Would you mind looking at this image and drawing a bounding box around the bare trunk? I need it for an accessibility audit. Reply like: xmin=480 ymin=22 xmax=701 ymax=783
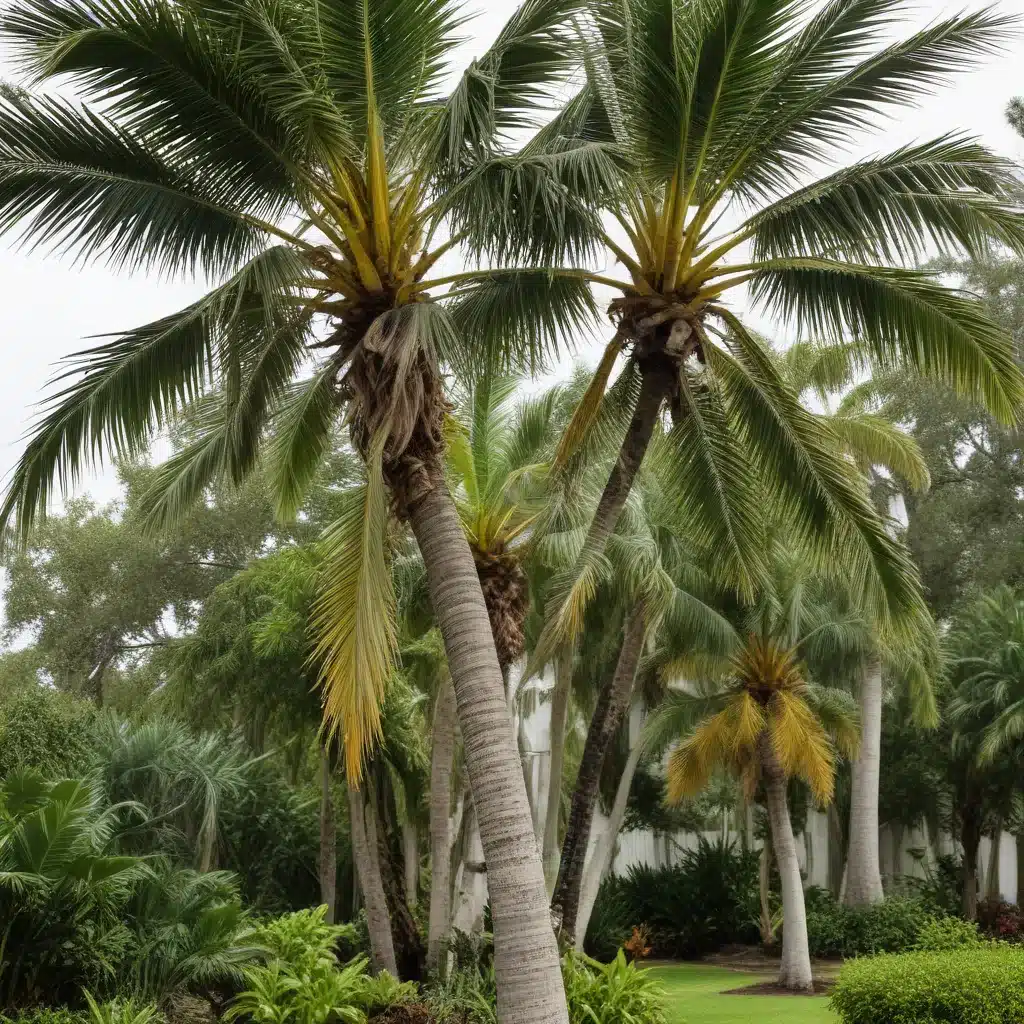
xmin=403 ymin=822 xmax=419 ymax=909
xmin=347 ymin=781 xmax=398 ymax=976
xmin=375 ymin=791 xmax=426 ymax=980
xmin=575 ymin=737 xmax=644 ymax=950
xmin=758 ymin=831 xmax=775 ymax=947
xmin=543 ymin=653 xmax=572 ymax=888
xmin=452 ymin=802 xmax=489 ymax=934
xmin=986 ymin=829 xmax=1002 ymax=900
xmin=319 ymin=748 xmax=337 ymax=924
xmin=427 ymin=676 xmax=457 ymax=975
xmin=1017 ymin=833 xmax=1024 ymax=907
xmin=551 ymin=604 xmax=645 ymax=945
xmin=407 ymin=477 xmax=568 ymax=1024
xmin=572 ymin=365 xmax=674 ymax=566
xmin=961 ymin=816 xmax=982 ymax=921
xmin=827 ymin=804 xmax=845 ymax=900
xmin=844 ymin=658 xmax=884 ymax=906
xmin=760 ymin=734 xmax=813 ymax=992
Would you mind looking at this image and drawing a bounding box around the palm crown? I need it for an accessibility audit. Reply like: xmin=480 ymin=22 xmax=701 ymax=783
xmin=532 ymin=0 xmax=1024 ymax=661
xmin=0 ymin=0 xmax=601 ymax=772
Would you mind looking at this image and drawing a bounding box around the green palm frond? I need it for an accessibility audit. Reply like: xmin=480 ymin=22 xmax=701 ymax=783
xmin=825 ymin=412 xmax=930 ymax=492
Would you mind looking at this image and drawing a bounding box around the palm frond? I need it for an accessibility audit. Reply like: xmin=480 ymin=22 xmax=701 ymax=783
xmin=825 ymin=412 xmax=930 ymax=492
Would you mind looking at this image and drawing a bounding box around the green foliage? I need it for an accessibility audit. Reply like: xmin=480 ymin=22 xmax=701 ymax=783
xmin=976 ymin=899 xmax=1024 ymax=941
xmin=426 ymin=967 xmax=496 ymax=1024
xmin=561 ymin=952 xmax=666 ymax=1024
xmin=830 ymin=948 xmax=1024 ymax=1024
xmin=584 ymin=839 xmax=759 ymax=960
xmin=354 ymin=973 xmax=417 ymax=1017
xmin=805 ymin=893 xmax=933 ymax=958
xmin=902 ymin=855 xmax=964 ymax=919
xmin=82 ymin=993 xmax=162 ymax=1024
xmin=0 ymin=688 xmax=98 ymax=779
xmin=227 ymin=911 xmax=370 ymax=1024
xmin=0 ymin=1011 xmax=89 ymax=1024
xmin=914 ymin=916 xmax=983 ymax=952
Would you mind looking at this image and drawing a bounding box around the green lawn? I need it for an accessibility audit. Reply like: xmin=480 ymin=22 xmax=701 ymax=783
xmin=649 ymin=964 xmax=836 ymax=1024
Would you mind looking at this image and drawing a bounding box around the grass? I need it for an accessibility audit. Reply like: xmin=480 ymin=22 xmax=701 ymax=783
xmin=649 ymin=964 xmax=836 ymax=1024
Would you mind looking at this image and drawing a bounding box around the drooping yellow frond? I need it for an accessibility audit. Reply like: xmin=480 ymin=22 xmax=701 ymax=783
xmin=312 ymin=437 xmax=398 ymax=780
xmin=553 ymin=334 xmax=624 ymax=470
xmin=769 ymin=690 xmax=836 ymax=805
xmin=690 ymin=707 xmax=738 ymax=765
xmin=666 ymin=735 xmax=714 ymax=804
xmin=730 ymin=690 xmax=767 ymax=755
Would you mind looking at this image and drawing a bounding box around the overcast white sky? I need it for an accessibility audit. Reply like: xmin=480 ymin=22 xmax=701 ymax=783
xmin=0 ymin=0 xmax=1022 ymax=509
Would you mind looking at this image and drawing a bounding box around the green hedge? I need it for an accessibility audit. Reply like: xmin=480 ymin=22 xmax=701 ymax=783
xmin=805 ymin=889 xmax=933 ymax=957
xmin=830 ymin=948 xmax=1024 ymax=1024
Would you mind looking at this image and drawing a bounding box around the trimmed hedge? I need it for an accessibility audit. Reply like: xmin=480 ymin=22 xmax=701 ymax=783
xmin=830 ymin=948 xmax=1024 ymax=1024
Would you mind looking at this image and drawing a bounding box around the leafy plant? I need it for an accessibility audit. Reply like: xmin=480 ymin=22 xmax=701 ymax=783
xmin=914 ymin=916 xmax=983 ymax=952
xmin=226 ymin=957 xmax=369 ymax=1024
xmin=561 ymin=952 xmax=666 ymax=1024
xmin=830 ymin=948 xmax=1024 ymax=1024
xmin=355 ymin=973 xmax=417 ymax=1017
xmin=622 ymin=926 xmax=652 ymax=963
xmin=82 ymin=993 xmax=162 ymax=1024
xmin=976 ymin=899 xmax=1023 ymax=941
xmin=805 ymin=893 xmax=932 ymax=958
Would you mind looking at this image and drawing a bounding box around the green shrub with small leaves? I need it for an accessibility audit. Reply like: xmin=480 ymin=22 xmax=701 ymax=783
xmin=915 ymin=916 xmax=983 ymax=951
xmin=806 ymin=892 xmax=932 ymax=957
xmin=0 ymin=1011 xmax=89 ymax=1024
xmin=830 ymin=948 xmax=1024 ymax=1024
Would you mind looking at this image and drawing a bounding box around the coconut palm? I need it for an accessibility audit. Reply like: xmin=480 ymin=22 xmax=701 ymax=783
xmin=650 ymin=559 xmax=862 ymax=991
xmin=0 ymin=0 xmax=602 ymax=1015
xmin=530 ymin=0 xmax=1024 ymax=679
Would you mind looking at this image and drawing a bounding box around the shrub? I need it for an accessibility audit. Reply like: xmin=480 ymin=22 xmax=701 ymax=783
xmin=900 ymin=854 xmax=963 ymax=918
xmin=562 ymin=952 xmax=666 ymax=1024
xmin=585 ymin=838 xmax=759 ymax=960
xmin=830 ymin=947 xmax=1024 ymax=1024
xmin=805 ymin=892 xmax=931 ymax=957
xmin=425 ymin=965 xmax=495 ymax=1024
xmin=0 ymin=1012 xmax=89 ymax=1024
xmin=977 ymin=899 xmax=1023 ymax=941
xmin=355 ymin=973 xmax=418 ymax=1018
xmin=82 ymin=994 xmax=162 ymax=1024
xmin=915 ymin=916 xmax=983 ymax=951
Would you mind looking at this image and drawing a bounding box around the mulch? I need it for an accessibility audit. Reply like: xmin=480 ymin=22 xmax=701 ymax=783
xmin=721 ymin=979 xmax=835 ymax=997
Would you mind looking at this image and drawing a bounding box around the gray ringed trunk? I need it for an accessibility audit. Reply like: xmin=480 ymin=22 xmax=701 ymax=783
xmin=543 ymin=653 xmax=572 ymax=888
xmin=319 ymin=747 xmax=337 ymax=924
xmin=759 ymin=732 xmax=813 ymax=992
xmin=844 ymin=658 xmax=884 ymax=906
xmin=347 ymin=781 xmax=398 ymax=976
xmin=408 ymin=474 xmax=569 ymax=1024
xmin=427 ymin=675 xmax=457 ymax=975
xmin=551 ymin=603 xmax=646 ymax=945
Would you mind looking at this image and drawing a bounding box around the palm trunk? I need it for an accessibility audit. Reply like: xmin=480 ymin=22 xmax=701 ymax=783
xmin=1017 ymin=833 xmax=1024 ymax=907
xmin=551 ymin=603 xmax=645 ymax=945
xmin=575 ymin=737 xmax=644 ymax=951
xmin=827 ymin=804 xmax=845 ymax=900
xmin=427 ymin=676 xmax=457 ymax=975
xmin=347 ymin=781 xmax=398 ymax=976
xmin=543 ymin=653 xmax=572 ymax=888
xmin=844 ymin=657 xmax=884 ymax=906
xmin=320 ymin=748 xmax=337 ymax=924
xmin=760 ymin=733 xmax=813 ymax=992
xmin=986 ymin=828 xmax=1002 ymax=900
xmin=375 ymin=793 xmax=426 ymax=980
xmin=570 ymin=365 xmax=674 ymax=572
xmin=961 ymin=814 xmax=983 ymax=921
xmin=758 ymin=830 xmax=775 ymax=947
xmin=403 ymin=822 xmax=419 ymax=909
xmin=407 ymin=477 xmax=568 ymax=1024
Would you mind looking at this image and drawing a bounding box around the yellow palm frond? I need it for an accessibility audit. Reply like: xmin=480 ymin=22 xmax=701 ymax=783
xmin=733 ymin=635 xmax=803 ymax=696
xmin=731 ymin=690 xmax=767 ymax=754
xmin=666 ymin=735 xmax=715 ymax=804
xmin=312 ymin=437 xmax=398 ymax=780
xmin=769 ymin=690 xmax=836 ymax=805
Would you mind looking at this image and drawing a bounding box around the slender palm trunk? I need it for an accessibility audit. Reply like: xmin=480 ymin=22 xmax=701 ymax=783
xmin=403 ymin=822 xmax=419 ymax=909
xmin=575 ymin=737 xmax=644 ymax=950
xmin=320 ymin=748 xmax=337 ymax=923
xmin=758 ymin=831 xmax=775 ymax=947
xmin=961 ymin=811 xmax=983 ymax=921
xmin=427 ymin=676 xmax=457 ymax=975
xmin=844 ymin=657 xmax=884 ymax=906
xmin=347 ymin=781 xmax=398 ymax=976
xmin=407 ymin=476 xmax=568 ymax=1024
xmin=551 ymin=604 xmax=645 ymax=945
xmin=571 ymin=366 xmax=673 ymax=571
xmin=759 ymin=733 xmax=813 ymax=992
xmin=986 ymin=828 xmax=1002 ymax=900
xmin=543 ymin=653 xmax=572 ymax=887
xmin=1017 ymin=832 xmax=1024 ymax=907
xmin=827 ymin=804 xmax=845 ymax=900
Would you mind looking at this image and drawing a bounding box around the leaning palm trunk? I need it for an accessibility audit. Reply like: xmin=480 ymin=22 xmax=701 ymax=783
xmin=408 ymin=477 xmax=568 ymax=1024
xmin=551 ymin=604 xmax=646 ymax=944
xmin=320 ymin=748 xmax=337 ymax=924
xmin=427 ymin=677 xmax=457 ymax=975
xmin=575 ymin=736 xmax=644 ymax=949
xmin=759 ymin=734 xmax=813 ymax=992
xmin=347 ymin=781 xmax=398 ymax=976
xmin=844 ymin=658 xmax=885 ymax=906
xmin=543 ymin=653 xmax=572 ymax=887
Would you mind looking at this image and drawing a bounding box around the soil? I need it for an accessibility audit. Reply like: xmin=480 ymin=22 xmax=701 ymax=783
xmin=722 ymin=980 xmax=835 ymax=997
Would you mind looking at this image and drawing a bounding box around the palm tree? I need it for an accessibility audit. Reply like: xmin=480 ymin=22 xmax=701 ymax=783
xmin=549 ymin=335 xmax=935 ymax=942
xmin=0 ymin=1 xmax=600 ymax=1016
xmin=530 ymin=0 xmax=1024 ymax=680
xmin=652 ymin=561 xmax=861 ymax=991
